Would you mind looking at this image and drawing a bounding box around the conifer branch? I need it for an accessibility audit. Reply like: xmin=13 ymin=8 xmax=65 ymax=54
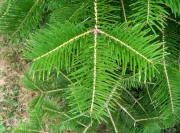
xmin=11 ymin=0 xmax=42 ymax=37
xmin=42 ymin=106 xmax=65 ymax=115
xmin=99 ymin=30 xmax=154 ymax=65
xmin=69 ymin=3 xmax=86 ymax=21
xmin=167 ymin=17 xmax=180 ymax=25
xmin=83 ymin=123 xmax=92 ymax=133
xmin=115 ymin=101 xmax=136 ymax=122
xmin=120 ymin=74 xmax=155 ymax=85
xmin=42 ymin=106 xmax=86 ymax=126
xmin=120 ymin=0 xmax=127 ymax=22
xmin=135 ymin=116 xmax=161 ymax=122
xmin=97 ymin=86 xmax=118 ymax=116
xmin=116 ymin=100 xmax=161 ymax=124
xmin=162 ymin=30 xmax=174 ymax=112
xmin=106 ymin=106 xmax=118 ymax=133
xmin=59 ymin=71 xmax=73 ymax=84
xmin=1 ymin=0 xmax=11 ymax=17
xmin=33 ymin=30 xmax=93 ymax=62
xmin=90 ymin=0 xmax=99 ymax=114
xmin=25 ymin=75 xmax=44 ymax=93
xmin=90 ymin=29 xmax=98 ymax=114
xmin=45 ymin=88 xmax=64 ymax=94
xmin=145 ymin=85 xmax=156 ymax=110
xmin=120 ymin=86 xmax=147 ymax=114
xmin=63 ymin=112 xmax=89 ymax=123
xmin=94 ymin=0 xmax=98 ymax=28
xmin=34 ymin=94 xmax=44 ymax=108
xmin=35 ymin=111 xmax=43 ymax=129
xmin=106 ymin=87 xmax=118 ymax=107
xmin=147 ymin=0 xmax=150 ymax=24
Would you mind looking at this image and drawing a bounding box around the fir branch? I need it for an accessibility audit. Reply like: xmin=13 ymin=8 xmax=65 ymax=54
xmin=120 ymin=0 xmax=127 ymax=22
xmin=11 ymin=0 xmax=42 ymax=37
xmin=130 ymin=0 xmax=168 ymax=32
xmin=145 ymin=85 xmax=156 ymax=110
xmin=167 ymin=17 xmax=180 ymax=25
xmin=0 ymin=0 xmax=12 ymax=17
xmin=115 ymin=101 xmax=136 ymax=122
xmin=33 ymin=30 xmax=93 ymax=62
xmin=0 ymin=0 xmax=46 ymax=40
xmin=90 ymin=0 xmax=99 ymax=114
xmin=82 ymin=123 xmax=92 ymax=133
xmin=162 ymin=30 xmax=174 ymax=112
xmin=99 ymin=30 xmax=154 ymax=65
xmin=135 ymin=116 xmax=161 ymax=123
xmin=147 ymin=0 xmax=150 ymax=24
xmin=120 ymin=86 xmax=148 ymax=114
xmin=106 ymin=106 xmax=118 ymax=133
xmin=90 ymin=29 xmax=98 ymax=114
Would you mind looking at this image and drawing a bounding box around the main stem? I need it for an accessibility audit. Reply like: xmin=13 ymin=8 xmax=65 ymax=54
xmin=90 ymin=0 xmax=99 ymax=114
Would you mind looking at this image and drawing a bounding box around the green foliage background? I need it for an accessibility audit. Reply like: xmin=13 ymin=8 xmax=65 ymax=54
xmin=0 ymin=0 xmax=180 ymax=132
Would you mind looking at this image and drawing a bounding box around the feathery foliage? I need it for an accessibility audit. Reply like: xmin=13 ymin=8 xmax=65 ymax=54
xmin=163 ymin=0 xmax=180 ymax=16
xmin=130 ymin=0 xmax=169 ymax=32
xmin=0 ymin=0 xmax=179 ymax=132
xmin=0 ymin=0 xmax=45 ymax=41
